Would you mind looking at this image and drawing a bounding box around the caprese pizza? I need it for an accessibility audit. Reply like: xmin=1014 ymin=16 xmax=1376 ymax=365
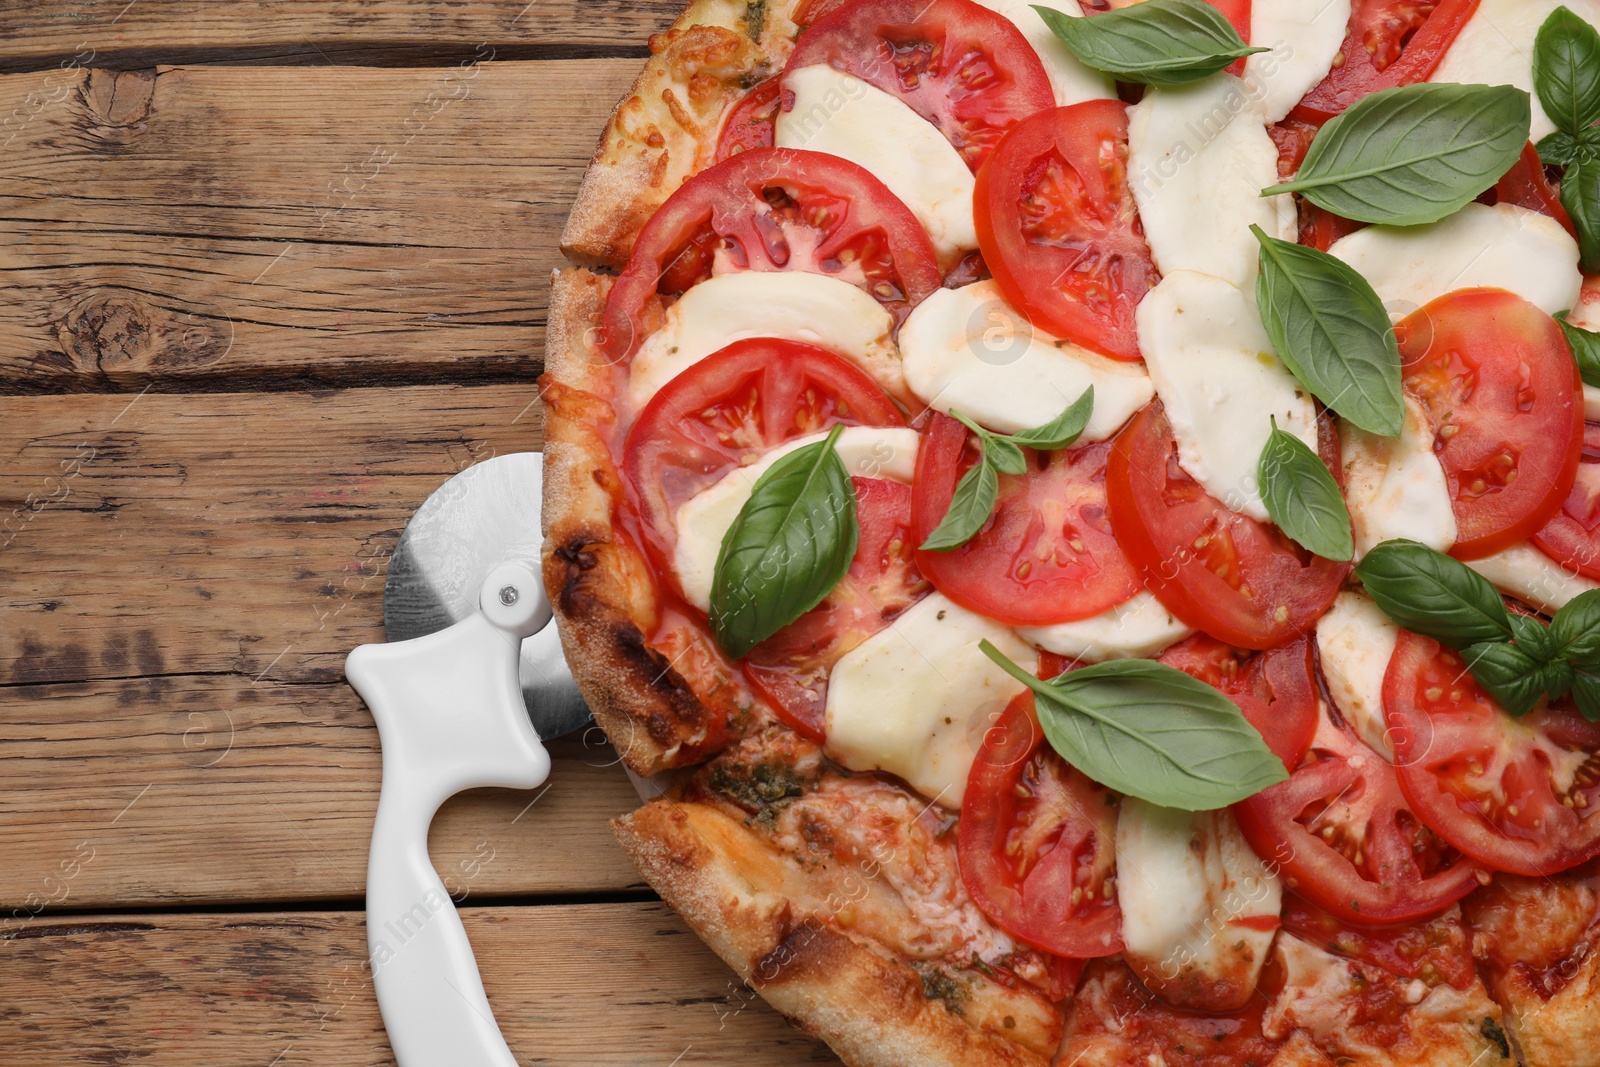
xmin=541 ymin=0 xmax=1600 ymax=1063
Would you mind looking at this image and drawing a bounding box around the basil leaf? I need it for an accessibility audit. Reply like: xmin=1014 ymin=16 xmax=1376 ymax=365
xmin=1540 ymin=126 xmax=1600 ymax=166
xmin=1552 ymin=588 xmax=1600 ymax=663
xmin=1556 ymin=312 xmax=1600 ymax=388
xmin=1252 ymin=225 xmax=1403 ymax=436
xmin=1033 ymin=0 xmax=1264 ymax=87
xmin=1258 ymin=418 xmax=1353 ymax=561
xmin=1544 ymin=658 xmax=1577 ymax=700
xmin=1008 ymin=387 xmax=1094 ymax=451
xmin=711 ymin=424 xmax=858 ymax=659
xmin=1534 ymin=6 xmax=1600 ymax=137
xmin=1262 ymin=83 xmax=1531 ymax=226
xmin=920 ymin=457 xmax=998 ymax=552
xmin=1572 ymin=668 xmax=1600 ymax=720
xmin=981 ymin=640 xmax=1287 ymax=810
xmin=1509 ymin=612 xmax=1558 ymax=664
xmin=1561 ymin=157 xmax=1600 ymax=273
xmin=1463 ymin=641 xmax=1547 ymax=716
xmin=1355 ymin=539 xmax=1513 ymax=649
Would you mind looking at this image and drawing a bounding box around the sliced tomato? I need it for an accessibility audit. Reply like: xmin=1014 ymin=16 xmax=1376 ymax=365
xmin=912 ymin=411 xmax=1140 ymax=626
xmin=1280 ymin=893 xmax=1477 ymax=988
xmin=714 ymin=76 xmax=781 ymax=161
xmin=784 ymin=0 xmax=1054 ymax=171
xmin=622 ymin=339 xmax=906 ymax=588
xmin=1384 ymin=632 xmax=1600 ymax=877
xmin=1397 ymin=289 xmax=1584 ymax=560
xmin=1532 ymin=422 xmax=1600 ymax=580
xmin=1063 ymin=959 xmax=1282 ymax=1065
xmin=1105 ymin=402 xmax=1349 ymax=650
xmin=1158 ymin=634 xmax=1319 ymax=769
xmin=973 ymin=102 xmax=1159 ymax=362
xmin=1291 ymin=0 xmax=1479 ymax=123
xmin=744 ymin=477 xmax=928 ymax=740
xmin=1494 ymin=142 xmax=1577 ymax=236
xmin=601 ymin=147 xmax=942 ymax=362
xmin=959 ymin=691 xmax=1124 ymax=958
xmin=1234 ymin=705 xmax=1483 ymax=924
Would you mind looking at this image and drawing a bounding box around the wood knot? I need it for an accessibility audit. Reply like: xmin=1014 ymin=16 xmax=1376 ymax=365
xmin=55 ymin=291 xmax=233 ymax=382
xmin=84 ymin=69 xmax=156 ymax=140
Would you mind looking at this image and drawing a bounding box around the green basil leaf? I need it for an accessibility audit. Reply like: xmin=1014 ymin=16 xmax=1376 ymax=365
xmin=1258 ymin=418 xmax=1354 ymax=561
xmin=985 ymin=437 xmax=1028 ymax=477
xmin=1354 ymin=539 xmax=1513 ymax=649
xmin=1539 ymin=129 xmax=1584 ymax=166
xmin=1556 ymin=312 xmax=1600 ymax=389
xmin=981 ymin=641 xmax=1288 ymax=809
xmin=920 ymin=456 xmax=998 ymax=552
xmin=1007 ymin=387 xmax=1095 ymax=451
xmin=1543 ymin=658 xmax=1577 ymax=700
xmin=1552 ymin=588 xmax=1600 ymax=663
xmin=1252 ymin=225 xmax=1403 ymax=436
xmin=1561 ymin=157 xmax=1600 ymax=273
xmin=1509 ymin=612 xmax=1558 ymax=663
xmin=1262 ymin=83 xmax=1531 ymax=225
xmin=1462 ymin=641 xmax=1547 ymax=716
xmin=1534 ymin=6 xmax=1600 ymax=137
xmin=1572 ymin=668 xmax=1600 ymax=720
xmin=711 ymin=424 xmax=858 ymax=659
xmin=1033 ymin=0 xmax=1264 ymax=87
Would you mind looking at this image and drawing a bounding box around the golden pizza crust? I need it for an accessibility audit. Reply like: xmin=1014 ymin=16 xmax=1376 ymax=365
xmin=1499 ymin=950 xmax=1600 ymax=1067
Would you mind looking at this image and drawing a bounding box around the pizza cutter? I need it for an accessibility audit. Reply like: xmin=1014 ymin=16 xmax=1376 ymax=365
xmin=344 ymin=452 xmax=598 ymax=1066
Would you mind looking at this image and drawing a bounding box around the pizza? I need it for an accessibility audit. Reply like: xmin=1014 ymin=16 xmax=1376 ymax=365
xmin=540 ymin=0 xmax=1600 ymax=1063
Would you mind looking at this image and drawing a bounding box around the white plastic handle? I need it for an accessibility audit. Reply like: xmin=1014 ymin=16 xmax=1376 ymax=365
xmin=345 ymin=560 xmax=552 ymax=1067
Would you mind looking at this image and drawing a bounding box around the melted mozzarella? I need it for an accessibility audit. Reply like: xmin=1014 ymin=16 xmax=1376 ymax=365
xmin=899 ymin=280 xmax=1154 ymax=442
xmin=1127 ymin=75 xmax=1297 ymax=289
xmin=777 ymin=65 xmax=976 ymax=264
xmin=1135 ymin=270 xmax=1318 ymax=521
xmin=629 ymin=271 xmax=900 ymax=408
xmin=1465 ymin=542 xmax=1600 ymax=614
xmin=972 ymin=0 xmax=1117 ymax=107
xmin=1316 ymin=591 xmax=1401 ymax=759
xmin=672 ymin=426 xmax=920 ymax=612
xmin=1244 ymin=0 xmax=1351 ymax=123
xmin=1328 ymin=203 xmax=1582 ymax=321
xmin=824 ymin=592 xmax=1038 ymax=808
xmin=1116 ymin=799 xmax=1282 ymax=1012
xmin=1019 ymin=592 xmax=1194 ymax=663
xmin=1430 ymin=0 xmax=1600 ymax=142
xmin=1341 ymin=396 xmax=1457 ymax=558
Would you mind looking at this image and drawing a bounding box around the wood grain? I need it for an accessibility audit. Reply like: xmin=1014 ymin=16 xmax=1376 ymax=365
xmin=0 ymin=60 xmax=636 ymax=390
xmin=0 ymin=902 xmax=841 ymax=1066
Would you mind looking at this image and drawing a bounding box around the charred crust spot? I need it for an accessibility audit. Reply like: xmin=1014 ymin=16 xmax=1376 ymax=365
xmin=554 ymin=535 xmax=603 ymax=616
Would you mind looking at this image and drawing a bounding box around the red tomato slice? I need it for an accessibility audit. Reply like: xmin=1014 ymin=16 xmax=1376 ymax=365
xmin=1063 ymin=959 xmax=1283 ymax=1064
xmin=1494 ymin=142 xmax=1577 ymax=237
xmin=600 ymin=147 xmax=942 ymax=362
xmin=744 ymin=477 xmax=929 ymax=741
xmin=959 ymin=692 xmax=1124 ymax=958
xmin=622 ymin=339 xmax=906 ymax=589
xmin=714 ymin=76 xmax=781 ymax=161
xmin=1280 ymin=893 xmax=1479 ymax=988
xmin=1532 ymin=422 xmax=1600 ymax=580
xmin=1234 ymin=706 xmax=1483 ymax=924
xmin=784 ymin=0 xmax=1054 ymax=171
xmin=911 ymin=411 xmax=1140 ymax=626
xmin=1291 ymin=0 xmax=1480 ymax=123
xmin=1105 ymin=402 xmax=1349 ymax=650
xmin=1397 ymin=289 xmax=1584 ymax=560
xmin=1384 ymin=631 xmax=1600 ymax=877
xmin=1158 ymin=634 xmax=1320 ymax=770
xmin=973 ymin=102 xmax=1159 ymax=362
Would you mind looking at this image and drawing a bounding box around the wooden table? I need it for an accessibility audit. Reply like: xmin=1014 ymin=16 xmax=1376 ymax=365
xmin=0 ymin=5 xmax=840 ymax=1062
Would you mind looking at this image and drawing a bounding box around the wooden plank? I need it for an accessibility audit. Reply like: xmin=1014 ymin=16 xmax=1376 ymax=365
xmin=0 ymin=2 xmax=677 ymax=72
xmin=0 ymin=60 xmax=637 ymax=389
xmin=0 ymin=902 xmax=841 ymax=1066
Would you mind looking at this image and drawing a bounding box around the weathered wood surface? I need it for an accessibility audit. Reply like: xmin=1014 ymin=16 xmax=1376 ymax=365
xmin=0 ymin=60 xmax=637 ymax=390
xmin=0 ymin=903 xmax=842 ymax=1066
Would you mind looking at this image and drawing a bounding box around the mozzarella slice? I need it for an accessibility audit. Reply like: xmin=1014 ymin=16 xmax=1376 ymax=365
xmin=628 ymin=271 xmax=901 ymax=408
xmin=1244 ymin=0 xmax=1352 ymax=123
xmin=1465 ymin=542 xmax=1600 ymax=614
xmin=1019 ymin=591 xmax=1194 ymax=663
xmin=672 ymin=426 xmax=921 ymax=612
xmin=1135 ymin=270 xmax=1318 ymax=521
xmin=1566 ymin=276 xmax=1600 ymax=418
xmin=1316 ymin=591 xmax=1400 ymax=759
xmin=1341 ymin=396 xmax=1457 ymax=558
xmin=1328 ymin=203 xmax=1581 ymax=321
xmin=1127 ymin=75 xmax=1297 ymax=289
xmin=899 ymin=280 xmax=1154 ymax=442
xmin=972 ymin=0 xmax=1117 ymax=107
xmin=1116 ymin=799 xmax=1282 ymax=1012
xmin=824 ymin=592 xmax=1038 ymax=808
xmin=777 ymin=65 xmax=976 ymax=264
xmin=1430 ymin=0 xmax=1600 ymax=142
